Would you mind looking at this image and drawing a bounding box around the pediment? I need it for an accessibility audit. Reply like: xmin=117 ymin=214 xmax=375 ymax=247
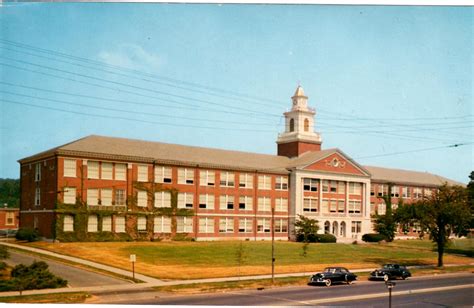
xmin=302 ymin=152 xmax=369 ymax=176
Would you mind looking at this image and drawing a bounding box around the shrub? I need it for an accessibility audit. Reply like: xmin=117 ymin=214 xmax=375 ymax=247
xmin=15 ymin=228 xmax=39 ymax=242
xmin=0 ymin=261 xmax=67 ymax=291
xmin=315 ymin=234 xmax=337 ymax=243
xmin=362 ymin=233 xmax=387 ymax=242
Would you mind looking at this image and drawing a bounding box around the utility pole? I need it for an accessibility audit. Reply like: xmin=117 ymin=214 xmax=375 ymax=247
xmin=271 ymin=207 xmax=275 ymax=284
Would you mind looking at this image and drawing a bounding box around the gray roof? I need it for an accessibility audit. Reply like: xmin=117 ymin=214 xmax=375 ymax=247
xmin=364 ymin=165 xmax=464 ymax=187
xmin=19 ymin=135 xmax=463 ymax=185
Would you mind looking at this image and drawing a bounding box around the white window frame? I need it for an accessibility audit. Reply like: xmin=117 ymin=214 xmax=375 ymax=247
xmin=303 ymin=198 xmax=318 ymax=213
xmin=275 ymin=197 xmax=288 ymax=212
xmin=154 ymin=216 xmax=171 ymax=233
xmin=391 ymin=186 xmax=400 ymax=198
xmin=239 ymin=173 xmax=253 ymax=188
xmin=351 ymin=221 xmax=362 ymax=233
xmin=35 ymin=187 xmax=41 ymax=206
xmin=274 ymin=219 xmax=288 ymax=233
xmin=238 ymin=196 xmax=253 ymax=210
xmin=137 ymin=190 xmax=148 ymax=207
xmin=199 ymin=217 xmax=215 ymax=233
xmin=101 ymin=162 xmax=113 ymax=180
xmin=87 ymin=161 xmax=99 ymax=179
xmin=257 ymin=197 xmax=271 ymax=212
xmin=257 ymin=218 xmax=271 ymax=233
xmin=87 ymin=189 xmax=99 ymax=206
xmin=348 ymin=200 xmax=362 ymax=214
xmin=349 ymin=182 xmax=362 ymax=195
xmin=63 ymin=215 xmax=74 ymax=232
xmin=102 ymin=216 xmax=112 ymax=232
xmin=88 ymin=215 xmax=98 ymax=232
xmin=35 ymin=163 xmax=41 ymax=182
xmin=115 ymin=216 xmax=126 ymax=233
xmin=101 ymin=188 xmax=112 ymax=206
xmin=219 ymin=195 xmax=235 ymax=210
xmin=303 ymin=178 xmax=318 ymax=192
xmin=63 ymin=159 xmax=76 ymax=177
xmin=219 ymin=217 xmax=234 ymax=233
xmin=176 ymin=216 xmax=193 ymax=233
xmin=402 ymin=187 xmax=410 ymax=199
xmin=200 ymin=170 xmax=216 ymax=187
xmin=377 ymin=203 xmax=386 ymax=215
xmin=238 ymin=218 xmax=252 ymax=233
xmin=199 ymin=194 xmax=215 ymax=209
xmin=115 ymin=189 xmax=126 ymax=206
xmin=137 ymin=165 xmax=148 ymax=182
xmin=220 ymin=171 xmax=235 ymax=187
xmin=258 ymin=175 xmax=271 ymax=190
xmin=178 ymin=192 xmax=194 ymax=209
xmin=178 ymin=168 xmax=195 ymax=185
xmin=154 ymin=165 xmax=172 ymax=183
xmin=275 ymin=176 xmax=288 ymax=190
xmin=115 ymin=163 xmax=127 ymax=181
xmin=63 ymin=187 xmax=76 ymax=204
xmin=155 ymin=191 xmax=172 ymax=208
xmin=137 ymin=216 xmax=147 ymax=231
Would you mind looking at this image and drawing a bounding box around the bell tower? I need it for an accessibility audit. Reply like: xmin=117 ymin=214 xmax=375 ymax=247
xmin=276 ymin=85 xmax=322 ymax=158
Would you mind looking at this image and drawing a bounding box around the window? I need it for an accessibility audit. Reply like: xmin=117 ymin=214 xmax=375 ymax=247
xmin=199 ymin=194 xmax=215 ymax=209
xmin=239 ymin=173 xmax=253 ymax=188
xmin=338 ymin=181 xmax=345 ymax=194
xmin=258 ymin=175 xmax=271 ymax=190
xmin=88 ymin=215 xmax=98 ymax=232
xmin=34 ymin=188 xmax=40 ymax=205
xmin=329 ymin=199 xmax=337 ymax=213
xmin=115 ymin=189 xmax=126 ymax=206
xmin=378 ymin=184 xmax=388 ymax=197
xmin=102 ymin=163 xmax=113 ymax=180
xmin=63 ymin=187 xmax=76 ymax=204
xmin=198 ymin=217 xmax=214 ymax=233
xmin=351 ymin=221 xmax=361 ymax=233
xmin=176 ymin=216 xmax=193 ymax=233
xmin=219 ymin=195 xmax=234 ymax=210
xmin=87 ymin=189 xmax=98 ymax=206
xmin=275 ymin=176 xmax=288 ymax=190
xmin=274 ymin=219 xmax=288 ymax=233
xmin=178 ymin=192 xmax=194 ymax=209
xmin=321 ymin=199 xmax=329 ymax=213
xmin=35 ymin=163 xmax=41 ymax=182
xmin=413 ymin=188 xmax=423 ymax=199
xmin=304 ymin=118 xmax=309 ymax=132
xmin=257 ymin=218 xmax=271 ymax=233
xmin=258 ymin=197 xmax=271 ymax=211
xmin=289 ymin=118 xmax=295 ymax=132
xmin=303 ymin=198 xmax=318 ymax=212
xmin=102 ymin=216 xmax=112 ymax=232
xmin=370 ymin=185 xmax=375 ymax=196
xmin=64 ymin=159 xmax=76 ymax=177
xmin=155 ymin=166 xmax=172 ymax=183
xmin=101 ymin=189 xmax=112 ymax=206
xmin=330 ymin=181 xmax=337 ymax=193
xmin=5 ymin=212 xmax=14 ymax=226
xmin=337 ymin=200 xmax=345 ymax=213
xmin=137 ymin=216 xmax=147 ymax=231
xmin=137 ymin=165 xmax=148 ymax=182
xmin=238 ymin=218 xmax=252 ymax=233
xmin=402 ymin=187 xmax=410 ymax=199
xmin=391 ymin=186 xmax=400 ymax=198
xmin=178 ymin=168 xmax=194 ymax=185
xmin=220 ymin=172 xmax=235 ymax=187
xmin=424 ymin=189 xmax=433 ymax=197
xmin=63 ymin=215 xmax=74 ymax=232
xmin=115 ymin=216 xmax=126 ymax=233
xmin=238 ymin=196 xmax=252 ymax=210
xmin=275 ymin=198 xmax=288 ymax=212
xmin=348 ymin=200 xmax=361 ymax=214
xmin=349 ymin=182 xmax=362 ymax=194
xmin=200 ymin=170 xmax=215 ymax=186
xmin=322 ymin=180 xmax=329 ymax=192
xmin=88 ymin=161 xmax=99 ymax=179
xmin=137 ymin=191 xmax=148 ymax=207
xmin=303 ymin=178 xmax=318 ymax=192
xmin=154 ymin=216 xmax=171 ymax=233
xmin=115 ymin=163 xmax=127 ymax=181
xmin=377 ymin=203 xmax=386 ymax=215
xmin=219 ymin=217 xmax=234 ymax=233
xmin=155 ymin=191 xmax=172 ymax=208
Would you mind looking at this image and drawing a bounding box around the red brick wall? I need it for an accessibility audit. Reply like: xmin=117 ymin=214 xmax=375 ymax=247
xmin=278 ymin=141 xmax=321 ymax=157
xmin=0 ymin=209 xmax=19 ymax=229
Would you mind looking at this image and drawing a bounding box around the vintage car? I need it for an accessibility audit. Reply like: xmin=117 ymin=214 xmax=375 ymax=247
xmin=369 ymin=264 xmax=411 ymax=281
xmin=308 ymin=267 xmax=357 ymax=287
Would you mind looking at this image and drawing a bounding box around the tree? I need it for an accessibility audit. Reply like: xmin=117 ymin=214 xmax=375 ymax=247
xmin=373 ymin=183 xmax=397 ymax=242
xmin=0 ymin=179 xmax=20 ymax=208
xmin=396 ymin=184 xmax=470 ymax=267
xmin=467 ymin=171 xmax=474 ymax=228
xmin=235 ymin=241 xmax=248 ymax=280
xmin=294 ymin=215 xmax=319 ymax=242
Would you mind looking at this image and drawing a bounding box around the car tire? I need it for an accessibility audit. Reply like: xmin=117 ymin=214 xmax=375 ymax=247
xmin=383 ymin=274 xmax=390 ymax=282
xmin=325 ymin=279 xmax=332 ymax=287
xmin=345 ymin=275 xmax=353 ymax=285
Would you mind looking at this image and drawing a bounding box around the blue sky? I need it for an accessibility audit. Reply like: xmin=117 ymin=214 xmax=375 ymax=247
xmin=0 ymin=4 xmax=472 ymax=183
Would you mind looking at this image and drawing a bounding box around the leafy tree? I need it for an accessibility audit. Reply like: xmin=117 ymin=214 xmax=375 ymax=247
xmin=0 ymin=246 xmax=9 ymax=260
xmin=0 ymin=179 xmax=20 ymax=208
xmin=373 ymin=183 xmax=397 ymax=242
xmin=396 ymin=184 xmax=470 ymax=267
xmin=235 ymin=241 xmax=248 ymax=279
xmin=294 ymin=215 xmax=319 ymax=242
xmin=467 ymin=171 xmax=474 ymax=228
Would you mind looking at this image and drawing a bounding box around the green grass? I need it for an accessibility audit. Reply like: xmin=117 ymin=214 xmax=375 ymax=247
xmin=0 ymin=292 xmax=90 ymax=303
xmin=387 ymin=238 xmax=474 ymax=258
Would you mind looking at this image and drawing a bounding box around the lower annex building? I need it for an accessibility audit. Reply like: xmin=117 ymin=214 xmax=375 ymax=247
xmin=18 ymin=86 xmax=461 ymax=242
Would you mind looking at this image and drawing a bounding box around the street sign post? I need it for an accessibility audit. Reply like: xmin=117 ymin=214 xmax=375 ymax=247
xmin=385 ymin=280 xmax=396 ymax=308
xmin=130 ymin=254 xmax=136 ymax=280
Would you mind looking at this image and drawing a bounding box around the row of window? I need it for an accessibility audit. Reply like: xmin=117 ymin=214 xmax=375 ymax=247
xmin=303 ymin=198 xmax=362 ymax=214
xmin=322 ymin=220 xmax=362 ymax=235
xmin=303 ymin=179 xmax=362 ymax=195
xmin=371 ymin=184 xmax=434 ymax=199
xmin=64 ymin=215 xmax=288 ymax=234
xmin=62 ymin=159 xmax=288 ymax=190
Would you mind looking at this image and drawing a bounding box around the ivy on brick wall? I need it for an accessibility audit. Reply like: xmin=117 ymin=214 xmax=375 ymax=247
xmin=54 ymin=180 xmax=194 ymax=242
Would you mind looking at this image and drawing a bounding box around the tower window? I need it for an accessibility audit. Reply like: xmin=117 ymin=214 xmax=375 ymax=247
xmin=289 ymin=118 xmax=295 ymax=132
xmin=304 ymin=118 xmax=309 ymax=132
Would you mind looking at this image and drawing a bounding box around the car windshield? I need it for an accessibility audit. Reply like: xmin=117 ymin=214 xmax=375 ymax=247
xmin=382 ymin=264 xmax=394 ymax=269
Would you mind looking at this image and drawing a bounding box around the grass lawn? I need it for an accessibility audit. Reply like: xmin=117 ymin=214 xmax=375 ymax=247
xmin=0 ymin=292 xmax=90 ymax=303
xmin=25 ymin=238 xmax=473 ymax=280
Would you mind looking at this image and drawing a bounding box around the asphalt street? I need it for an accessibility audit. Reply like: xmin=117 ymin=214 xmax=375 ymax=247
xmin=123 ymin=273 xmax=473 ymax=306
xmin=5 ymin=250 xmax=131 ymax=288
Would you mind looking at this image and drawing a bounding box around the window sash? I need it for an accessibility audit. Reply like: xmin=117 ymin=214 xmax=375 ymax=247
xmin=199 ymin=194 xmax=215 ymax=209
xmin=257 ymin=218 xmax=271 ymax=233
xmin=303 ymin=178 xmax=318 ymax=191
xmin=220 ymin=172 xmax=235 ymax=187
xmin=63 ymin=215 xmax=74 ymax=232
xmin=115 ymin=164 xmax=127 ymax=181
xmin=115 ymin=216 xmax=126 ymax=233
xmin=257 ymin=197 xmax=270 ymax=211
xmin=199 ymin=170 xmax=216 ymax=186
xmin=275 ymin=198 xmax=287 ymax=212
xmin=64 ymin=159 xmax=76 ymax=177
xmin=275 ymin=176 xmax=288 ymax=190
xmin=178 ymin=193 xmax=194 ymax=209
xmin=155 ymin=166 xmax=172 ymax=183
xmin=178 ymin=168 xmax=194 ymax=184
xmin=155 ymin=191 xmax=172 ymax=208
xmin=102 ymin=163 xmax=113 ymax=180
xmin=219 ymin=195 xmax=234 ymax=210
xmin=64 ymin=187 xmax=76 ymax=204
xmin=238 ymin=196 xmax=252 ymax=210
xmin=239 ymin=173 xmax=253 ymax=188
xmin=303 ymin=198 xmax=318 ymax=212
xmin=87 ymin=189 xmax=98 ymax=206
xmin=176 ymin=217 xmax=193 ymax=233
xmin=35 ymin=163 xmax=41 ymax=182
xmin=137 ymin=165 xmax=148 ymax=182
xmin=258 ymin=175 xmax=271 ymax=190
xmin=238 ymin=218 xmax=253 ymax=233
xmin=88 ymin=215 xmax=98 ymax=232
xmin=137 ymin=191 xmax=148 ymax=207
xmin=199 ymin=217 xmax=215 ymax=233
xmin=274 ymin=219 xmax=288 ymax=233
xmin=154 ymin=216 xmax=171 ymax=233
xmin=115 ymin=189 xmax=126 ymax=206
xmin=101 ymin=189 xmax=112 ymax=206
xmin=219 ymin=218 xmax=234 ymax=233
xmin=137 ymin=217 xmax=147 ymax=231
xmin=102 ymin=216 xmax=112 ymax=232
xmin=87 ymin=161 xmax=99 ymax=179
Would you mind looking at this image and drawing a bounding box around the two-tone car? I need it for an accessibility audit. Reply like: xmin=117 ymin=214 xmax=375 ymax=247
xmin=369 ymin=264 xmax=411 ymax=281
xmin=308 ymin=267 xmax=357 ymax=287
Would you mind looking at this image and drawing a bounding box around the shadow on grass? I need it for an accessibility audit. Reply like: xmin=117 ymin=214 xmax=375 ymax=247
xmin=364 ymin=258 xmax=432 ymax=266
xmin=444 ymin=248 xmax=474 ymax=258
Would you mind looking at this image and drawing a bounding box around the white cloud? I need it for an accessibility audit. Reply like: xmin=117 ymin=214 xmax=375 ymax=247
xmin=98 ymin=44 xmax=162 ymax=73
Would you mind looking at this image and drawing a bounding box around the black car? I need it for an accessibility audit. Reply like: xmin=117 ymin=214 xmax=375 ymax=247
xmin=369 ymin=264 xmax=411 ymax=281
xmin=308 ymin=267 xmax=357 ymax=287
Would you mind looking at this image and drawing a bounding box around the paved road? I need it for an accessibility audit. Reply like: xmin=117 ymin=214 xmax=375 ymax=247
xmin=124 ymin=274 xmax=473 ymax=306
xmin=5 ymin=250 xmax=131 ymax=288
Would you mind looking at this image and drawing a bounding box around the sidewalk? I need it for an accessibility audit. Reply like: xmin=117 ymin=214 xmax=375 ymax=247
xmin=0 ymin=241 xmax=472 ymax=298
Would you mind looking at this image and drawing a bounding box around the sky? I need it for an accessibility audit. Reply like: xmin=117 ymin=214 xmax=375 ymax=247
xmin=0 ymin=3 xmax=472 ymax=183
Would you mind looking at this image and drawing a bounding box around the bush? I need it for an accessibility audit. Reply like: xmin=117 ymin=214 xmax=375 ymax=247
xmin=296 ymin=233 xmax=336 ymax=243
xmin=15 ymin=228 xmax=39 ymax=242
xmin=0 ymin=261 xmax=67 ymax=291
xmin=362 ymin=233 xmax=387 ymax=242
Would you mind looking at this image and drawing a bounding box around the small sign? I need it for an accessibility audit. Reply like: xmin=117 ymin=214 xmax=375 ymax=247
xmin=130 ymin=254 xmax=136 ymax=262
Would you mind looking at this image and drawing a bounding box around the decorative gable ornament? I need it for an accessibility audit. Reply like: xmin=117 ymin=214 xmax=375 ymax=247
xmin=326 ymin=157 xmax=346 ymax=168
